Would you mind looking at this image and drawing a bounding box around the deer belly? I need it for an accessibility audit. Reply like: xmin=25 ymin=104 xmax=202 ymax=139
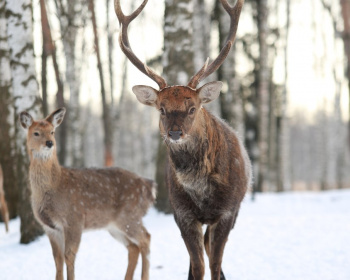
xmin=84 ymin=208 xmax=114 ymax=229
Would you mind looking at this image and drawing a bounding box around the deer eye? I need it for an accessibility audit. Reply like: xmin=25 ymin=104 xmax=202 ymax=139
xmin=189 ymin=107 xmax=196 ymax=115
xmin=34 ymin=132 xmax=40 ymax=136
xmin=159 ymin=108 xmax=166 ymax=115
xmin=51 ymin=131 xmax=54 ymax=135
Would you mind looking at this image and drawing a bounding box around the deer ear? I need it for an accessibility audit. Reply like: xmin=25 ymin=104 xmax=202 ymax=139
xmin=197 ymin=81 xmax=223 ymax=104
xmin=132 ymin=85 xmax=158 ymax=107
xmin=19 ymin=112 xmax=34 ymax=130
xmin=46 ymin=107 xmax=66 ymax=128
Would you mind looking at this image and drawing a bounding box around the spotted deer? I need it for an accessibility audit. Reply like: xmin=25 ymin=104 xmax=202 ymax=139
xmin=19 ymin=108 xmax=156 ymax=280
xmin=0 ymin=164 xmax=9 ymax=233
xmin=115 ymin=0 xmax=251 ymax=279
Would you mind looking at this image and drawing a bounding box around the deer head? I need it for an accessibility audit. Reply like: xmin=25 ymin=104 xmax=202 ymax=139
xmin=19 ymin=108 xmax=66 ymax=159
xmin=115 ymin=0 xmax=244 ymax=143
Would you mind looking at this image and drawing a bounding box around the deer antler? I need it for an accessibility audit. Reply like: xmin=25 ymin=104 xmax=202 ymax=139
xmin=114 ymin=0 xmax=167 ymax=89
xmin=188 ymin=0 xmax=244 ymax=89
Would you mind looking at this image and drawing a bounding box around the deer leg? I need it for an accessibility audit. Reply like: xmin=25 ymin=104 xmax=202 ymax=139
xmin=209 ymin=213 xmax=238 ymax=280
xmin=48 ymin=231 xmax=65 ymax=280
xmin=64 ymin=226 xmax=82 ymax=280
xmin=187 ymin=226 xmax=210 ymax=280
xmin=125 ymin=224 xmax=150 ymax=280
xmin=204 ymin=226 xmax=226 ymax=280
xmin=176 ymin=217 xmax=205 ymax=280
xmin=109 ymin=222 xmax=150 ymax=280
xmin=124 ymin=243 xmax=140 ymax=280
xmin=139 ymin=226 xmax=150 ymax=280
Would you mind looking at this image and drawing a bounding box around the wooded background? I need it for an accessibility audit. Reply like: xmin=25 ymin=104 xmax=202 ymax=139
xmin=0 ymin=0 xmax=349 ymax=243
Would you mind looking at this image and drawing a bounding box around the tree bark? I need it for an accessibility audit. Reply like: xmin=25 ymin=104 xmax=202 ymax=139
xmin=193 ymin=0 xmax=210 ymax=74
xmin=6 ymin=0 xmax=44 ymax=243
xmin=0 ymin=0 xmax=18 ymax=219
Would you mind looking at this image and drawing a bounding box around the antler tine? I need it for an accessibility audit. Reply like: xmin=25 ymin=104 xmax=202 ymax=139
xmin=115 ymin=0 xmax=167 ymax=89
xmin=187 ymin=58 xmax=209 ymax=89
xmin=188 ymin=0 xmax=244 ymax=89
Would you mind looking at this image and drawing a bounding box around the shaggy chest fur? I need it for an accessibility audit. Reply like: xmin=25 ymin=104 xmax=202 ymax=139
xmin=170 ymin=140 xmax=209 ymax=185
xmin=167 ymin=113 xmax=251 ymax=225
xmin=169 ymin=140 xmax=227 ymax=223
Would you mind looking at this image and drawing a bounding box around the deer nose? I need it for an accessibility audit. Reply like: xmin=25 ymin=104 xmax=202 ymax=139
xmin=46 ymin=141 xmax=53 ymax=148
xmin=168 ymin=130 xmax=183 ymax=140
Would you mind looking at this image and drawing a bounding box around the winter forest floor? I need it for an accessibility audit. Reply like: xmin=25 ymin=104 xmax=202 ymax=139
xmin=0 ymin=190 xmax=349 ymax=280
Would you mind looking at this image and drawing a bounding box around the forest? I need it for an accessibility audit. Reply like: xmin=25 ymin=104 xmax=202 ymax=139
xmin=0 ymin=0 xmax=349 ymax=244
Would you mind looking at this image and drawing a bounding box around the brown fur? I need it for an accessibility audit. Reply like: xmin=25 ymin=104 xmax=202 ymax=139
xmin=20 ymin=108 xmax=156 ymax=280
xmin=0 ymin=164 xmax=9 ymax=233
xmin=132 ymin=85 xmax=252 ymax=280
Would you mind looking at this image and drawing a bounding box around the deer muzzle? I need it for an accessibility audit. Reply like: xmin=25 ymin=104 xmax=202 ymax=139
xmin=168 ymin=130 xmax=183 ymax=141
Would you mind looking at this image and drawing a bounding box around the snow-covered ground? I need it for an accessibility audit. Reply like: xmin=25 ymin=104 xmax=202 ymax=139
xmin=0 ymin=190 xmax=349 ymax=280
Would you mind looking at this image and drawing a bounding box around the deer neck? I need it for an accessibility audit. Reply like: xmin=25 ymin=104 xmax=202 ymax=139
xmin=29 ymin=154 xmax=62 ymax=195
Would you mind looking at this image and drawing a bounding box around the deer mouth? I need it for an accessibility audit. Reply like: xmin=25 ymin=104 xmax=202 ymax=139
xmin=169 ymin=138 xmax=184 ymax=144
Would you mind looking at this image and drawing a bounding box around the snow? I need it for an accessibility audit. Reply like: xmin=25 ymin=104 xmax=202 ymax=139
xmin=1 ymin=190 xmax=350 ymax=280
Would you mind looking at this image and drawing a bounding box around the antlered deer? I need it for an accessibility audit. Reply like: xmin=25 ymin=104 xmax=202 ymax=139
xmin=0 ymin=164 xmax=9 ymax=233
xmin=115 ymin=0 xmax=251 ymax=279
xmin=19 ymin=108 xmax=156 ymax=280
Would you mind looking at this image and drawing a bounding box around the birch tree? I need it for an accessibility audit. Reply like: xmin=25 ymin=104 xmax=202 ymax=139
xmin=193 ymin=0 xmax=210 ymax=75
xmin=6 ymin=0 xmax=44 ymax=243
xmin=0 ymin=0 xmax=18 ymax=219
xmin=55 ymin=0 xmax=85 ymax=167
xmin=155 ymin=0 xmax=195 ymax=213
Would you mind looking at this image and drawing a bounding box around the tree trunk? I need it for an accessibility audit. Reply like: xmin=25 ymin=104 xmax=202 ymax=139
xmin=58 ymin=0 xmax=84 ymax=167
xmin=155 ymin=0 xmax=195 ymax=213
xmin=6 ymin=0 xmax=44 ymax=243
xmin=340 ymin=0 xmax=350 ymax=149
xmin=276 ymin=0 xmax=291 ymax=192
xmin=106 ymin=0 xmax=115 ymax=107
xmin=43 ymin=0 xmax=66 ymax=163
xmin=193 ymin=0 xmax=210 ymax=74
xmin=0 ymin=0 xmax=18 ymax=219
xmin=89 ymin=0 xmax=113 ymax=167
xmin=256 ymin=0 xmax=270 ymax=192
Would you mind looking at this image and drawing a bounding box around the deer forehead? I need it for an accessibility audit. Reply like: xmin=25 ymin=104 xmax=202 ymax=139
xmin=29 ymin=121 xmax=54 ymax=133
xmin=158 ymin=86 xmax=199 ymax=110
